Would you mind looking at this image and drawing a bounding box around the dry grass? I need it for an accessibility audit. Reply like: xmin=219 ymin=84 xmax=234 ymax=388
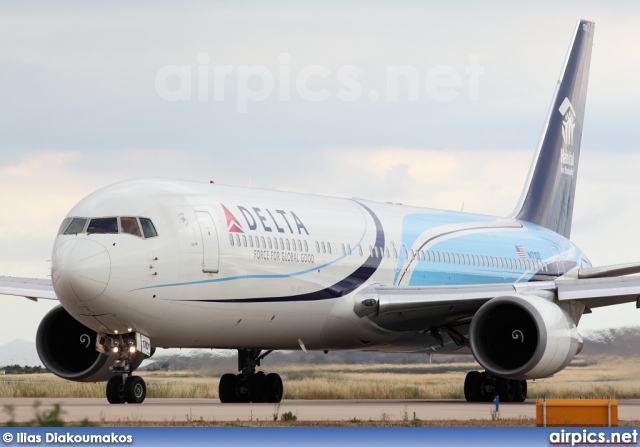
xmin=1 ymin=356 xmax=639 ymax=400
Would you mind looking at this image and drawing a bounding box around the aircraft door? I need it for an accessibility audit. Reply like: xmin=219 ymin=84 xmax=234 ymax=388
xmin=195 ymin=211 xmax=220 ymax=273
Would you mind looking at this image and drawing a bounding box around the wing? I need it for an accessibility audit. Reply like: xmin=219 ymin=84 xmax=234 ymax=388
xmin=355 ymin=261 xmax=640 ymax=332
xmin=0 ymin=276 xmax=56 ymax=301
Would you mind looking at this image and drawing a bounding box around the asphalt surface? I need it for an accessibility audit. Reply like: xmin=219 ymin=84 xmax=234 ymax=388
xmin=1 ymin=398 xmax=639 ymax=424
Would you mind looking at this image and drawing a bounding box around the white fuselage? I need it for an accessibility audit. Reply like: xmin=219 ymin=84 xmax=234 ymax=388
xmin=51 ymin=178 xmax=587 ymax=354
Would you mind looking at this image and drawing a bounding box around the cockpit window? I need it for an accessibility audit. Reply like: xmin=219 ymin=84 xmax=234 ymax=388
xmin=139 ymin=218 xmax=158 ymax=238
xmin=61 ymin=216 xmax=157 ymax=239
xmin=121 ymin=217 xmax=142 ymax=237
xmin=87 ymin=218 xmax=118 ymax=234
xmin=58 ymin=218 xmax=72 ymax=235
xmin=63 ymin=218 xmax=88 ymax=235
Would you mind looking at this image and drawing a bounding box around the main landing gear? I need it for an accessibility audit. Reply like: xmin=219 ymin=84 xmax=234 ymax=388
xmin=464 ymin=370 xmax=527 ymax=403
xmin=219 ymin=349 xmax=283 ymax=403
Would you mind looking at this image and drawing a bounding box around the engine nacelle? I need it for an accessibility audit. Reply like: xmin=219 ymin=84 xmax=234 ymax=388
xmin=36 ymin=305 xmax=143 ymax=382
xmin=469 ymin=294 xmax=582 ymax=379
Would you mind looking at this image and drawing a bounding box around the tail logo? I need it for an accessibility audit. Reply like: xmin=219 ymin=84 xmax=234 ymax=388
xmin=559 ymin=97 xmax=576 ymax=177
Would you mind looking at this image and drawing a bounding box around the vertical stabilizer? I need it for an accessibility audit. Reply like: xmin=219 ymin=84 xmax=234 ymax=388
xmin=511 ymin=20 xmax=594 ymax=238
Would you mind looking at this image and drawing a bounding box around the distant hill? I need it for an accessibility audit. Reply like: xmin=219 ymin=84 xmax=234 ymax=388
xmin=581 ymin=326 xmax=640 ymax=357
xmin=0 ymin=339 xmax=42 ymax=367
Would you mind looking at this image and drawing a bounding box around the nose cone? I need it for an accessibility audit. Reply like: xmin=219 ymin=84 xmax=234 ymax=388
xmin=52 ymin=239 xmax=111 ymax=302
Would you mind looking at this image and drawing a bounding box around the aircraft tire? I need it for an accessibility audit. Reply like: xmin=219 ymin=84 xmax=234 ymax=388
xmin=514 ymin=380 xmax=527 ymax=402
xmin=219 ymin=373 xmax=239 ymax=403
xmin=248 ymin=372 xmax=267 ymax=403
xmin=464 ymin=371 xmax=483 ymax=402
xmin=124 ymin=376 xmax=146 ymax=404
xmin=106 ymin=376 xmax=126 ymax=404
xmin=496 ymin=378 xmax=516 ymax=403
xmin=265 ymin=373 xmax=283 ymax=403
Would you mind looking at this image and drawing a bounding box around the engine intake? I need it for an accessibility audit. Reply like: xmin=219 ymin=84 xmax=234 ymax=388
xmin=470 ymin=294 xmax=582 ymax=379
xmin=36 ymin=305 xmax=141 ymax=382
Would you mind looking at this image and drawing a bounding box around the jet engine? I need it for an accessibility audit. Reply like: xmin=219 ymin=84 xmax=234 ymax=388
xmin=36 ymin=305 xmax=143 ymax=382
xmin=469 ymin=294 xmax=582 ymax=379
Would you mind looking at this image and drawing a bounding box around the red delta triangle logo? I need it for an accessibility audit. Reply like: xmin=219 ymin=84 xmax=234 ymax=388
xmin=221 ymin=204 xmax=244 ymax=233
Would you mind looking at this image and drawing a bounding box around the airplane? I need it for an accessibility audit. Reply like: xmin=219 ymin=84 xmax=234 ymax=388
xmin=2 ymin=19 xmax=640 ymax=406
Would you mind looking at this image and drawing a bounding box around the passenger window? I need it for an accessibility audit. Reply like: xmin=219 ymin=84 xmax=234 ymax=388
xmin=385 ymin=247 xmax=390 ymax=258
xmin=229 ymin=234 xmax=234 ymax=246
xmin=139 ymin=218 xmax=158 ymax=238
xmin=358 ymin=246 xmax=363 ymax=256
xmin=297 ymin=240 xmax=302 ymax=251
xmin=64 ymin=217 xmax=87 ymax=235
xmin=321 ymin=242 xmax=326 ymax=254
xmin=348 ymin=244 xmax=352 ymax=255
xmin=315 ymin=241 xmax=320 ymax=253
xmin=87 ymin=218 xmax=118 ymax=234
xmin=327 ymin=243 xmax=332 ymax=254
xmin=249 ymin=236 xmax=254 ymax=248
xmin=121 ymin=217 xmax=142 ymax=237
xmin=255 ymin=236 xmax=260 ymax=248
xmin=303 ymin=240 xmax=308 ymax=252
xmin=242 ymin=235 xmax=247 ymax=247
xmin=261 ymin=237 xmax=266 ymax=248
xmin=267 ymin=238 xmax=273 ymax=250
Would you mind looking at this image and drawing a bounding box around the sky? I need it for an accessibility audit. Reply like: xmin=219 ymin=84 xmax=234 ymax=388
xmin=1 ymin=1 xmax=640 ymax=349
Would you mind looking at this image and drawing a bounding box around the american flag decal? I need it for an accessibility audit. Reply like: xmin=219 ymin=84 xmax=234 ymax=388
xmin=515 ymin=245 xmax=526 ymax=259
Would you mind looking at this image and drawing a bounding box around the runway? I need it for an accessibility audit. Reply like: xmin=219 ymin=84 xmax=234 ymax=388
xmin=2 ymin=398 xmax=640 ymax=424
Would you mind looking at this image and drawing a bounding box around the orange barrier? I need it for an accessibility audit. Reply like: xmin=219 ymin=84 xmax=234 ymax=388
xmin=536 ymin=399 xmax=618 ymax=427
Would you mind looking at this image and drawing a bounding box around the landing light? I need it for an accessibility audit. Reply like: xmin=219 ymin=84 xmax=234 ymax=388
xmin=128 ymin=346 xmax=136 ymax=354
xmin=112 ymin=347 xmax=119 ymax=354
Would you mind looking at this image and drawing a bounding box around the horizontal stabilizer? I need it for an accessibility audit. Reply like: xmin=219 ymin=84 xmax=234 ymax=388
xmin=577 ymin=262 xmax=640 ymax=279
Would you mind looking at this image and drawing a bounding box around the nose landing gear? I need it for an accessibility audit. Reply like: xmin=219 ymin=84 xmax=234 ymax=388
xmin=98 ymin=332 xmax=152 ymax=404
xmin=106 ymin=375 xmax=147 ymax=404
